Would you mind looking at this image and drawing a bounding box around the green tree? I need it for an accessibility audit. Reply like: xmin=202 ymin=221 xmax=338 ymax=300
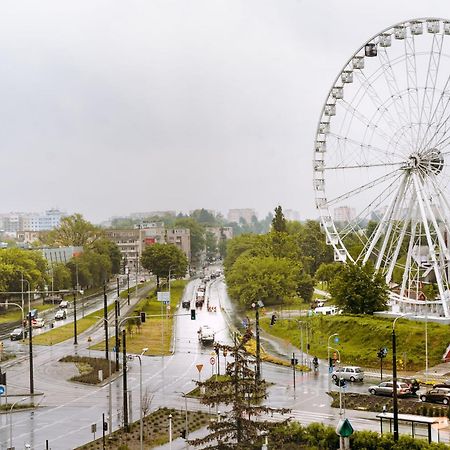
xmin=190 ymin=209 xmax=219 ymax=226
xmin=227 ymin=256 xmax=298 ymax=307
xmin=43 ymin=213 xmax=103 ymax=248
xmin=224 ymin=234 xmax=263 ymax=272
xmin=190 ymin=329 xmax=289 ymax=449
xmin=205 ymin=231 xmax=218 ymax=260
xmin=93 ymin=238 xmax=122 ymax=274
xmin=50 ymin=263 xmax=72 ymax=291
xmin=315 ymin=262 xmax=343 ymax=287
xmin=174 ymin=217 xmax=205 ymax=262
xmin=271 ymin=206 xmax=287 ymax=233
xmin=329 ymin=262 xmax=389 ymax=314
xmin=140 ymin=243 xmax=188 ymax=289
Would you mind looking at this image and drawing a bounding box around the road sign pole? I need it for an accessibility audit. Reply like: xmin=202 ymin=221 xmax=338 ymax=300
xmin=292 ymin=352 xmax=296 ymax=391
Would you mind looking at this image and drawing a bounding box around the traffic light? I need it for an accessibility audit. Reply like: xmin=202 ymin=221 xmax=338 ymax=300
xmin=334 ymin=378 xmax=346 ymax=388
xmin=103 ymin=421 xmax=108 ymax=432
xmin=377 ymin=347 xmax=388 ymax=359
xmin=181 ymin=430 xmax=186 ymax=439
xmin=191 ymin=309 xmax=196 ymax=320
xmin=140 ymin=311 xmax=146 ymax=323
xmin=329 ymin=358 xmax=335 ymax=368
xmin=214 ymin=344 xmax=219 ymax=355
xmin=291 ymin=358 xmax=298 ymax=366
xmin=270 ymin=314 xmax=277 ymax=326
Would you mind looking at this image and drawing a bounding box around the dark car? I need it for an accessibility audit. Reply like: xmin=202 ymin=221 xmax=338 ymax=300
xmin=368 ymin=381 xmax=411 ymax=397
xmin=420 ymin=388 xmax=450 ymax=405
xmin=10 ymin=328 xmax=27 ymax=341
xmin=433 ymin=381 xmax=450 ymax=389
xmin=397 ymin=377 xmax=420 ymax=394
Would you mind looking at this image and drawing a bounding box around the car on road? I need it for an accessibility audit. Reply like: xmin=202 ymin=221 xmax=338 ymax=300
xmin=54 ymin=310 xmax=67 ymax=320
xmin=10 ymin=328 xmax=27 ymax=340
xmin=59 ymin=301 xmax=69 ymax=309
xmin=331 ymin=366 xmax=364 ymax=382
xmin=420 ymin=388 xmax=450 ymax=405
xmin=368 ymin=381 xmax=412 ymax=397
xmin=397 ymin=377 xmax=420 ymax=394
xmin=198 ymin=325 xmax=215 ymax=345
xmin=32 ymin=318 xmax=45 ymax=328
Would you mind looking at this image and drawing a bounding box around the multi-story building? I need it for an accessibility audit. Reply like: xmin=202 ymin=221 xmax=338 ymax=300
xmin=334 ymin=206 xmax=356 ymax=223
xmin=0 ymin=209 xmax=65 ymax=233
xmin=205 ymin=226 xmax=233 ymax=242
xmin=105 ymin=224 xmax=191 ymax=270
xmin=227 ymin=209 xmax=257 ymax=224
xmin=284 ymin=209 xmax=301 ymax=222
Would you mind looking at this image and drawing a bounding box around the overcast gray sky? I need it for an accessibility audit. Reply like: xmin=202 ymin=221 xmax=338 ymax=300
xmin=1 ymin=0 xmax=448 ymax=223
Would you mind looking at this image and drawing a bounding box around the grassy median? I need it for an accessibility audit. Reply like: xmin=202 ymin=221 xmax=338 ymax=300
xmin=91 ymin=280 xmax=187 ymax=356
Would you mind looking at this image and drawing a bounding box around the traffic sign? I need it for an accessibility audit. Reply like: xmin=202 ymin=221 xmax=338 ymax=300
xmin=0 ymin=385 xmax=5 ymax=395
xmin=336 ymin=418 xmax=354 ymax=437
xmin=334 ymin=337 xmax=339 ymax=343
xmin=163 ymin=300 xmax=170 ymax=305
xmin=157 ymin=292 xmax=170 ymax=302
xmin=196 ymin=364 xmax=203 ymax=373
xmin=210 ymin=357 xmax=215 ymax=365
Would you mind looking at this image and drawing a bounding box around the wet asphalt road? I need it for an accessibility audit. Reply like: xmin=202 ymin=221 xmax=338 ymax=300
xmin=0 ymin=276 xmax=448 ymax=449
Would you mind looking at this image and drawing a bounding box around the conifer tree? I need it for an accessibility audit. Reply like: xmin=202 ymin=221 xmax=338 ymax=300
xmin=189 ymin=328 xmax=289 ymax=449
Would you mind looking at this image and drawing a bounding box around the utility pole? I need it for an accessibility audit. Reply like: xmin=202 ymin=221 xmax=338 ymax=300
xmin=255 ymin=304 xmax=261 ymax=381
xmin=73 ymin=291 xmax=78 ymax=345
xmin=115 ymin=300 xmax=120 ymax=371
xmin=28 ymin=311 xmax=34 ymax=395
xmin=103 ymin=284 xmax=109 ymax=361
xmin=127 ymin=269 xmax=130 ymax=305
xmin=122 ymin=329 xmax=129 ymax=432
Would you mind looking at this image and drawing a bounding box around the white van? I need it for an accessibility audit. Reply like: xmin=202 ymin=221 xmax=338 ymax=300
xmin=314 ymin=306 xmax=339 ymax=315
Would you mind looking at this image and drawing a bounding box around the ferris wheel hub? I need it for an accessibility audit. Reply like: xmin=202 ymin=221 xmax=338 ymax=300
xmin=406 ymin=149 xmax=444 ymax=175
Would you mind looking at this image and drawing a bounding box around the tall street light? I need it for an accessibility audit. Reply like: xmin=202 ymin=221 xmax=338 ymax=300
xmin=95 ymin=316 xmax=113 ymax=435
xmin=9 ymin=397 xmax=28 ymax=449
xmin=327 ymin=333 xmax=339 ymax=390
xmin=132 ymin=348 xmax=148 ymax=450
xmin=392 ymin=313 xmax=409 ymax=442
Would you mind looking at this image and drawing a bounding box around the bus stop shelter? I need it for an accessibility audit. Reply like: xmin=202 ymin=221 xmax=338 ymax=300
xmin=377 ymin=412 xmax=444 ymax=443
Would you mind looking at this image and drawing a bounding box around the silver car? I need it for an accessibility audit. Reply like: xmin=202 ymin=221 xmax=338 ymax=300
xmin=331 ymin=366 xmax=364 ymax=382
xmin=369 ymin=381 xmax=411 ymax=397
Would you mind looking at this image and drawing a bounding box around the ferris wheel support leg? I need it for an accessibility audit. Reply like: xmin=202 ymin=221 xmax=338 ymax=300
xmin=399 ymin=219 xmax=418 ymax=302
xmin=412 ymin=173 xmax=450 ymax=317
xmin=385 ymin=193 xmax=416 ymax=285
xmin=375 ymin=178 xmax=409 ymax=271
xmin=363 ymin=174 xmax=408 ymax=266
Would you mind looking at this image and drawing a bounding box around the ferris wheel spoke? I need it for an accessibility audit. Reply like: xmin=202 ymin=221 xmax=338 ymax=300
xmin=324 ymin=162 xmax=403 ymax=170
xmin=327 ymin=132 xmax=406 ymax=162
xmin=338 ymin=172 xmax=404 ymax=239
xmin=353 ymin=70 xmax=413 ymax=153
xmin=339 ymin=100 xmax=393 ymax=146
xmin=324 ymin=169 xmax=401 ymax=207
xmin=378 ymin=46 xmax=416 ymax=150
xmin=416 ymin=33 xmax=445 ymax=152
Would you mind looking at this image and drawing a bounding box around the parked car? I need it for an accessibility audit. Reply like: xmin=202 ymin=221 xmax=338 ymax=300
xmin=420 ymin=388 xmax=450 ymax=405
xmin=433 ymin=380 xmax=450 ymax=389
xmin=369 ymin=381 xmax=411 ymax=397
xmin=59 ymin=301 xmax=69 ymax=309
xmin=32 ymin=318 xmax=45 ymax=328
xmin=331 ymin=366 xmax=364 ymax=382
xmin=10 ymin=328 xmax=27 ymax=341
xmin=55 ymin=310 xmax=67 ymax=320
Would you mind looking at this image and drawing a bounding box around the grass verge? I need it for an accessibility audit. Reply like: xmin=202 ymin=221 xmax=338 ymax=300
xmin=60 ymin=355 xmax=120 ymax=384
xmin=32 ymin=303 xmax=115 ymax=346
xmin=261 ymin=314 xmax=450 ymax=371
xmin=91 ymin=280 xmax=187 ymax=356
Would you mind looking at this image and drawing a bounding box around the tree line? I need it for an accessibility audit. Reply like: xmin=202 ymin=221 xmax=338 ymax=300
xmin=224 ymin=206 xmax=334 ymax=308
xmin=0 ymin=214 xmax=121 ymax=295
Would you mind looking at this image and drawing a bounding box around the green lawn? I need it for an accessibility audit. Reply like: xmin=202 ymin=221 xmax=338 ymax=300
xmin=261 ymin=314 xmax=450 ymax=371
xmin=0 ymin=302 xmax=55 ymax=324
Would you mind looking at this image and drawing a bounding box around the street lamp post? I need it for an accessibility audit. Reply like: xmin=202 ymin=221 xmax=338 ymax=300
xmin=73 ymin=291 xmax=78 ymax=345
xmin=252 ymin=300 xmax=264 ymax=381
xmin=327 ymin=333 xmax=338 ymax=390
xmin=9 ymin=397 xmax=28 ymax=448
xmin=176 ymin=391 xmax=189 ymax=444
xmin=132 ymin=348 xmax=148 ymax=450
xmin=95 ymin=316 xmax=113 ymax=436
xmin=169 ymin=413 xmax=173 ymax=450
xmin=392 ymin=313 xmax=409 ymax=441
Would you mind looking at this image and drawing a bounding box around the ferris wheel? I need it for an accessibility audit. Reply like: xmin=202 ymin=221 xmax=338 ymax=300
xmin=313 ymin=18 xmax=450 ymax=318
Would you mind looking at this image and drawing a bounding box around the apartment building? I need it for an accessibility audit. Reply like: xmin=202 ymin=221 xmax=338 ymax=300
xmin=227 ymin=208 xmax=257 ymax=224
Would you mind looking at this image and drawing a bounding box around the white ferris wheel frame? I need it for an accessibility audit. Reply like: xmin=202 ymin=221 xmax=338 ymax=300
xmin=313 ymin=17 xmax=450 ymax=318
